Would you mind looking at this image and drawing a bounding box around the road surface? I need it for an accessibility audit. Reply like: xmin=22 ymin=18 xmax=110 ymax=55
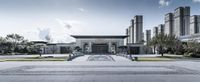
xmin=0 ymin=55 xmax=200 ymax=82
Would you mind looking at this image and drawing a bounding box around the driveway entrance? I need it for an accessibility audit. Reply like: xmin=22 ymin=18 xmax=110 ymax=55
xmin=92 ymin=44 xmax=108 ymax=53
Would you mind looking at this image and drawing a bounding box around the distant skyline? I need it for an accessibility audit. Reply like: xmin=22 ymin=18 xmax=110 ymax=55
xmin=0 ymin=0 xmax=200 ymax=43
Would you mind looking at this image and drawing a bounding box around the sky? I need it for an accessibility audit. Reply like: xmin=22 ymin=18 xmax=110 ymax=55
xmin=0 ymin=0 xmax=200 ymax=43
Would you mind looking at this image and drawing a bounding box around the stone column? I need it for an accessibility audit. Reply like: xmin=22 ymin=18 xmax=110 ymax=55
xmin=89 ymin=42 xmax=92 ymax=53
xmin=108 ymin=42 xmax=112 ymax=53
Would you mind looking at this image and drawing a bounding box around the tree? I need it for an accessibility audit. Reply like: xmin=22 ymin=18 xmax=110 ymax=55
xmin=17 ymin=40 xmax=32 ymax=54
xmin=184 ymin=40 xmax=200 ymax=57
xmin=25 ymin=42 xmax=35 ymax=54
xmin=6 ymin=34 xmax=25 ymax=54
xmin=173 ymin=40 xmax=184 ymax=55
xmin=0 ymin=37 xmax=7 ymax=54
xmin=50 ymin=45 xmax=57 ymax=54
xmin=31 ymin=45 xmax=43 ymax=57
xmin=149 ymin=34 xmax=178 ymax=56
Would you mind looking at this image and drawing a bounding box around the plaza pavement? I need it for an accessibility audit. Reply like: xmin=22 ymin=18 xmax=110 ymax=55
xmin=72 ymin=55 xmax=131 ymax=61
xmin=1 ymin=55 xmax=200 ymax=82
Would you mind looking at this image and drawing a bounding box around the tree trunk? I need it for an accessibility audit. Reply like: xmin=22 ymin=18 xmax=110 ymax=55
xmin=161 ymin=53 xmax=164 ymax=56
xmin=39 ymin=53 xmax=42 ymax=57
xmin=160 ymin=46 xmax=164 ymax=56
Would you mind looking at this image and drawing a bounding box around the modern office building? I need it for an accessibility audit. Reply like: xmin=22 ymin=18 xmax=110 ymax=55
xmin=158 ymin=24 xmax=165 ymax=34
xmin=126 ymin=19 xmax=135 ymax=44
xmin=131 ymin=19 xmax=135 ymax=43
xmin=190 ymin=15 xmax=200 ymax=35
xmin=126 ymin=28 xmax=129 ymax=44
xmin=126 ymin=15 xmax=143 ymax=44
xmin=160 ymin=6 xmax=200 ymax=42
xmin=126 ymin=27 xmax=133 ymax=44
xmin=125 ymin=15 xmax=145 ymax=54
xmin=145 ymin=30 xmax=151 ymax=45
xmin=184 ymin=7 xmax=191 ymax=35
xmin=165 ymin=13 xmax=174 ymax=35
xmin=126 ymin=27 xmax=130 ymax=43
xmin=134 ymin=15 xmax=143 ymax=43
xmin=153 ymin=26 xmax=159 ymax=37
xmin=174 ymin=6 xmax=190 ymax=36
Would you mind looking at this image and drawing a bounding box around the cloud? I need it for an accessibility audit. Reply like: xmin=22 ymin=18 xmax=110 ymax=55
xmin=56 ymin=19 xmax=72 ymax=29
xmin=159 ymin=0 xmax=170 ymax=7
xmin=37 ymin=25 xmax=74 ymax=43
xmin=55 ymin=18 xmax=86 ymax=42
xmin=37 ymin=28 xmax=51 ymax=41
xmin=55 ymin=19 xmax=85 ymax=30
xmin=193 ymin=0 xmax=200 ymax=3
xmin=78 ymin=8 xmax=85 ymax=12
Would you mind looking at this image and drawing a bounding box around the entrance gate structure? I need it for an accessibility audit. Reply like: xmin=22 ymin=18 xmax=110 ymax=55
xmin=71 ymin=35 xmax=127 ymax=54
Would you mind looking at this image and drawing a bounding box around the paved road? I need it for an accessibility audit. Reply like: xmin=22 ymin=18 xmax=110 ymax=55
xmin=1 ymin=55 xmax=200 ymax=82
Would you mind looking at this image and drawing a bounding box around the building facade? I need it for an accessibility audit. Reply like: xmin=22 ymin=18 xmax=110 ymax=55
xmin=125 ymin=15 xmax=146 ymax=54
xmin=174 ymin=6 xmax=190 ymax=36
xmin=153 ymin=26 xmax=159 ymax=37
xmin=71 ymin=35 xmax=126 ymax=54
xmin=126 ymin=15 xmax=143 ymax=44
xmin=165 ymin=13 xmax=174 ymax=35
xmin=158 ymin=24 xmax=165 ymax=34
xmin=32 ymin=41 xmax=75 ymax=54
xmin=145 ymin=30 xmax=151 ymax=45
xmin=190 ymin=15 xmax=200 ymax=35
xmin=126 ymin=28 xmax=129 ymax=44
xmin=44 ymin=43 xmax=76 ymax=54
xmin=134 ymin=15 xmax=143 ymax=43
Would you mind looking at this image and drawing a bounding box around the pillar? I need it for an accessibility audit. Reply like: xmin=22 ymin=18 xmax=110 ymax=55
xmin=89 ymin=42 xmax=92 ymax=53
xmin=108 ymin=42 xmax=112 ymax=53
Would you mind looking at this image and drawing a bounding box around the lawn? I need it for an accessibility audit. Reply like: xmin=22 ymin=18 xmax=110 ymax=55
xmin=136 ymin=57 xmax=174 ymax=61
xmin=0 ymin=56 xmax=68 ymax=62
xmin=135 ymin=54 xmax=184 ymax=61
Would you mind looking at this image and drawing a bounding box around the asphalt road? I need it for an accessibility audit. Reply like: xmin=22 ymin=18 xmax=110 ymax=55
xmin=0 ymin=55 xmax=200 ymax=82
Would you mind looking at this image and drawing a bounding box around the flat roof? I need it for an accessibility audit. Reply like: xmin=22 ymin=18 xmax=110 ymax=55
xmin=71 ymin=35 xmax=127 ymax=38
xmin=31 ymin=41 xmax=48 ymax=44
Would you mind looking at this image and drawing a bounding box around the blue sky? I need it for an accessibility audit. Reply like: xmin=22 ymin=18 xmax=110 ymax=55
xmin=0 ymin=0 xmax=200 ymax=42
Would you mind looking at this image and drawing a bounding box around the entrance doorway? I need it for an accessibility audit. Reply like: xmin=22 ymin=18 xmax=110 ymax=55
xmin=129 ymin=47 xmax=140 ymax=54
xmin=92 ymin=44 xmax=108 ymax=53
